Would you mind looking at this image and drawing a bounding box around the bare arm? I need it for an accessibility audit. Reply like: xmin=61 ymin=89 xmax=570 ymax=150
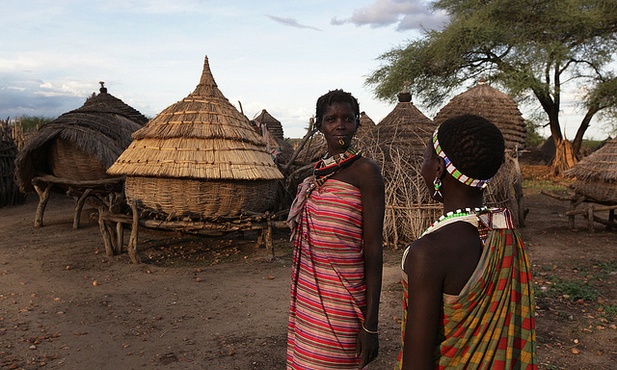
xmin=402 ymin=236 xmax=444 ymax=370
xmin=356 ymin=158 xmax=385 ymax=368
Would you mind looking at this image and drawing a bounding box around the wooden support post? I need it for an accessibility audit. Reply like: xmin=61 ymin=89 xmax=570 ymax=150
xmin=99 ymin=211 xmax=115 ymax=257
xmin=588 ymin=205 xmax=595 ymax=233
xmin=33 ymin=183 xmax=52 ymax=227
xmin=73 ymin=188 xmax=92 ymax=229
xmin=608 ymin=209 xmax=615 ymax=231
xmin=115 ymin=222 xmax=124 ymax=254
xmin=128 ymin=202 xmax=141 ymax=264
xmin=263 ymin=222 xmax=274 ymax=262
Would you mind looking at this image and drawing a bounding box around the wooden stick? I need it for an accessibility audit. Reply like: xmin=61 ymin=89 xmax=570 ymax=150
xmin=33 ymin=183 xmax=52 ymax=228
xmin=115 ymin=222 xmax=124 ymax=255
xmin=128 ymin=202 xmax=141 ymax=264
xmin=98 ymin=209 xmax=115 ymax=257
xmin=73 ymin=188 xmax=92 ymax=229
xmin=541 ymin=190 xmax=574 ymax=201
xmin=33 ymin=175 xmax=123 ymax=188
xmin=263 ymin=222 xmax=274 ymax=262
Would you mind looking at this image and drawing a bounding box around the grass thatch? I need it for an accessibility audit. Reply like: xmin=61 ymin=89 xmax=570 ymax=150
xmin=433 ymin=81 xmax=526 ymax=150
xmin=565 ymin=137 xmax=617 ymax=203
xmin=0 ymin=120 xmax=26 ymax=206
xmin=252 ymin=109 xmax=284 ymax=141
xmin=251 ymin=109 xmax=293 ymax=166
xmin=355 ymin=112 xmax=376 ymax=145
xmin=14 ymin=86 xmax=146 ymax=193
xmin=108 ymin=56 xmax=283 ymax=181
xmin=367 ymin=141 xmax=441 ymax=247
xmin=359 ymin=93 xmax=439 ymax=246
xmin=433 ymin=81 xmax=527 ymax=226
xmin=565 ymin=137 xmax=617 ymax=182
xmin=374 ymin=91 xmax=436 ymax=156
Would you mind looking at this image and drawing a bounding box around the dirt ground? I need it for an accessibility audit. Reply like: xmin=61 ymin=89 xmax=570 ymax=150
xmin=1 ymin=181 xmax=616 ymax=369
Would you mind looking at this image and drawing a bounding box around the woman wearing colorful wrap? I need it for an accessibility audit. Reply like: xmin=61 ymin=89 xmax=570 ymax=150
xmin=396 ymin=115 xmax=537 ymax=369
xmin=286 ymin=89 xmax=385 ymax=369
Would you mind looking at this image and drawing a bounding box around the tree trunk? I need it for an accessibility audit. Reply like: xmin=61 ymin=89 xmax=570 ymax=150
xmin=572 ymin=104 xmax=599 ymax=155
xmin=552 ymin=138 xmax=578 ymax=175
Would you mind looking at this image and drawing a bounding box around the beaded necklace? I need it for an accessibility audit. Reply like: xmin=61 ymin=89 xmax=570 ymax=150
xmin=421 ymin=207 xmax=488 ymax=237
xmin=313 ymin=146 xmax=362 ymax=187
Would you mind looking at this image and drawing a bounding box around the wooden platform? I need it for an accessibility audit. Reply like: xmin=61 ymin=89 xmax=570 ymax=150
xmin=31 ymin=175 xmax=124 ymax=228
xmin=98 ymin=201 xmax=288 ymax=264
xmin=541 ymin=190 xmax=617 ymax=232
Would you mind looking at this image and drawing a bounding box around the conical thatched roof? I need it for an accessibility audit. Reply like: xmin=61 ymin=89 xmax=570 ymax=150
xmin=355 ymin=111 xmax=376 ymax=145
xmin=374 ymin=91 xmax=436 ymax=156
xmin=84 ymin=82 xmax=149 ymax=125
xmin=252 ymin=109 xmax=284 ymax=141
xmin=433 ymin=81 xmax=526 ymax=150
xmin=566 ymin=137 xmax=617 ymax=182
xmin=15 ymin=85 xmax=146 ymax=192
xmin=359 ymin=111 xmax=375 ymax=127
xmin=107 ymin=57 xmax=282 ymax=181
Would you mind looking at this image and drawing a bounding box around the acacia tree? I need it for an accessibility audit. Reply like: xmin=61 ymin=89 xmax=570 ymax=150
xmin=366 ymin=0 xmax=617 ymax=162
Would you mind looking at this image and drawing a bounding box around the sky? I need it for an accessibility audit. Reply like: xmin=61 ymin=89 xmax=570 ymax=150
xmin=0 ymin=0 xmax=611 ymax=140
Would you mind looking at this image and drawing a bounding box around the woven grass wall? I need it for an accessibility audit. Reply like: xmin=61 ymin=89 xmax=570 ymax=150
xmin=0 ymin=120 xmax=26 ymax=207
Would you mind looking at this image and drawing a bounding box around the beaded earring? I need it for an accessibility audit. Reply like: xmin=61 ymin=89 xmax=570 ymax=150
xmin=433 ymin=177 xmax=442 ymax=199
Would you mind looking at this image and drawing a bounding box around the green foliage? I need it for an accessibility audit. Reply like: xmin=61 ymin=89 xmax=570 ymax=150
xmin=556 ymin=280 xmax=598 ymax=301
xmin=602 ymin=304 xmax=617 ymax=319
xmin=522 ymin=180 xmax=569 ymax=192
xmin=525 ymin=120 xmax=544 ymax=148
xmin=534 ymin=274 xmax=598 ymax=302
xmin=16 ymin=115 xmax=55 ymax=130
xmin=366 ymin=0 xmax=617 ymax=147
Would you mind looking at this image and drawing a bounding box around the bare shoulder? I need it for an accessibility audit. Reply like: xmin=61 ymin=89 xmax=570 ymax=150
xmin=355 ymin=156 xmax=381 ymax=173
xmin=353 ymin=157 xmax=383 ymax=184
xmin=405 ymin=222 xmax=482 ymax=293
xmin=404 ymin=233 xmax=442 ymax=274
xmin=336 ymin=156 xmax=383 ymax=190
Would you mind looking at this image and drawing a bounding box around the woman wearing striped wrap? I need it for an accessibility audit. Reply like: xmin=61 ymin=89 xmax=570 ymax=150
xmin=396 ymin=115 xmax=537 ymax=369
xmin=286 ymin=89 xmax=385 ymax=369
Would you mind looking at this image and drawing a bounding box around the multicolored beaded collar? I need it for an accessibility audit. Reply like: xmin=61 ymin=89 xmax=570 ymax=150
xmin=313 ymin=146 xmax=362 ymax=187
xmin=432 ymin=127 xmax=491 ymax=189
xmin=421 ymin=207 xmax=489 ymax=237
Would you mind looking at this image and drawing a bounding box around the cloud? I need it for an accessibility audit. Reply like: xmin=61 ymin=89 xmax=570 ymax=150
xmin=331 ymin=0 xmax=448 ymax=31
xmin=0 ymin=87 xmax=83 ymax=119
xmin=265 ymin=15 xmax=322 ymax=31
xmin=0 ymin=77 xmax=89 ymax=119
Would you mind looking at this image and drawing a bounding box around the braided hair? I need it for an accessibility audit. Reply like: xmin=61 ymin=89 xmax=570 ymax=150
xmin=315 ymin=89 xmax=360 ymax=130
xmin=437 ymin=115 xmax=505 ymax=181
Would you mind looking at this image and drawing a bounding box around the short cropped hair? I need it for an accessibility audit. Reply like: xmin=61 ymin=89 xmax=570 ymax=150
xmin=437 ymin=114 xmax=505 ymax=180
xmin=315 ymin=89 xmax=360 ymax=130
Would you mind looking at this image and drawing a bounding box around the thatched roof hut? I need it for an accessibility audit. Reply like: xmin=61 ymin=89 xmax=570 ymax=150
xmin=373 ymin=90 xmax=436 ymax=161
xmin=433 ymin=80 xmax=526 ymax=226
xmin=14 ymin=83 xmax=147 ymax=193
xmin=565 ymin=137 xmax=617 ymax=204
xmin=107 ymin=56 xmax=284 ymax=220
xmin=433 ymin=80 xmax=526 ymax=150
xmin=360 ymin=111 xmax=376 ymax=127
xmin=252 ymin=109 xmax=284 ymax=141
xmin=366 ymin=91 xmax=439 ymax=246
xmin=355 ymin=111 xmax=376 ymax=148
xmin=251 ymin=109 xmax=293 ymax=164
